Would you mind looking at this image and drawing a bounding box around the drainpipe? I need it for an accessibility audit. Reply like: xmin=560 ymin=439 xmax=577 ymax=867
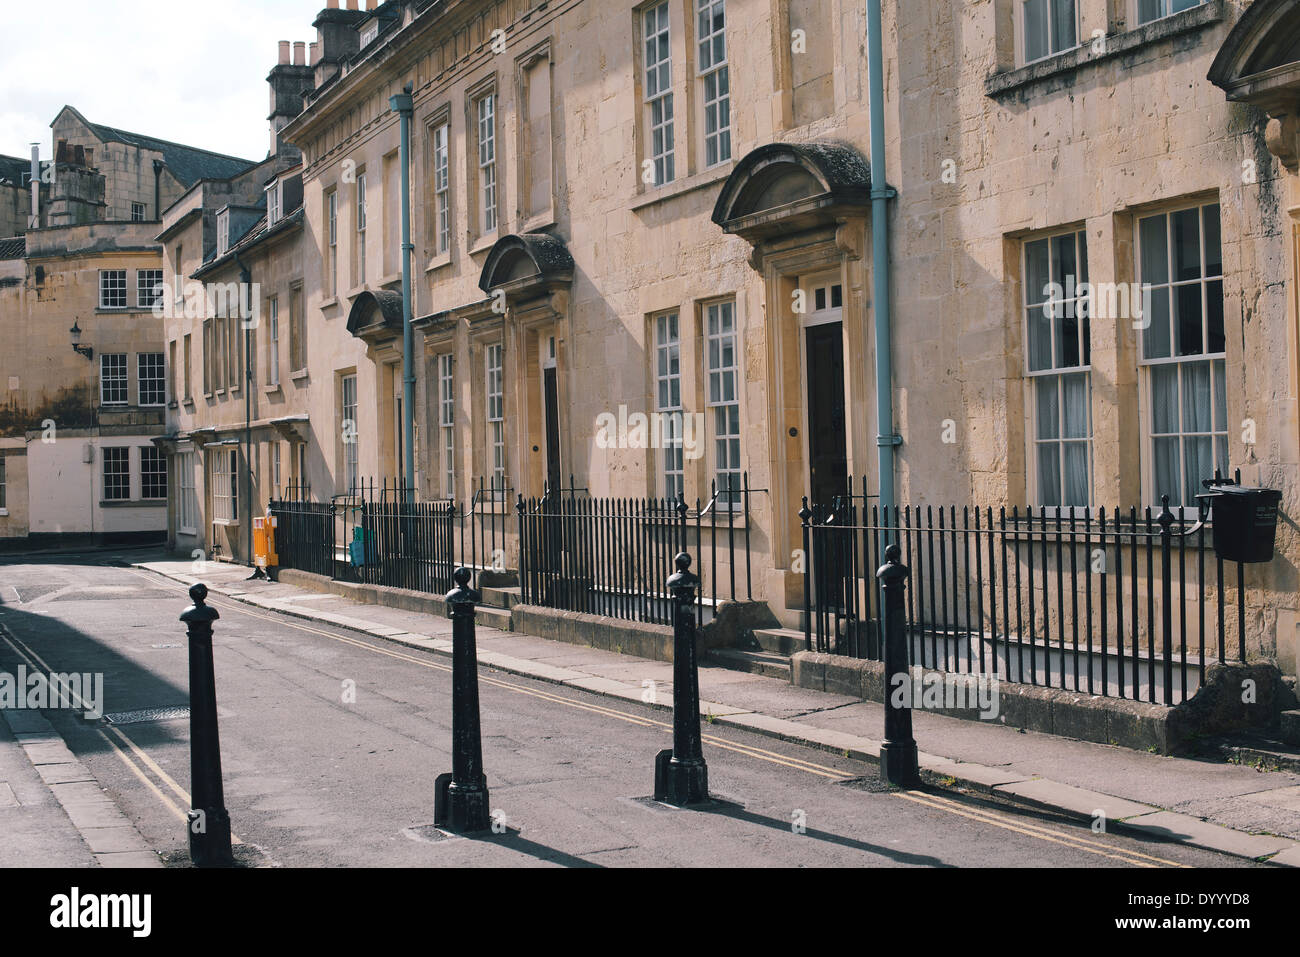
xmin=152 ymin=159 xmax=164 ymax=220
xmin=390 ymin=83 xmax=416 ymax=500
xmin=868 ymin=0 xmax=900 ymax=526
xmin=236 ymin=255 xmax=254 ymax=566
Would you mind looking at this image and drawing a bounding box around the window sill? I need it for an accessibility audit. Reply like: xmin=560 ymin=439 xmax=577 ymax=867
xmin=630 ymin=162 xmax=735 ymax=212
xmin=469 ymin=232 xmax=499 ymax=256
xmin=290 ymin=369 xmax=309 ymax=383
xmin=167 ymin=400 xmax=178 ymax=410
xmin=0 ymin=509 xmax=8 ymax=517
xmin=425 ymin=251 xmax=453 ymax=273
xmin=178 ymin=525 xmax=198 ymax=536
xmin=320 ymin=296 xmax=341 ymax=311
xmin=212 ymin=518 xmax=240 ymax=527
xmin=985 ymin=0 xmax=1224 ymax=100
xmin=522 ymin=213 xmax=555 ymax=233
xmin=100 ymin=499 xmax=166 ymax=508
xmin=264 ymin=384 xmax=282 ymax=396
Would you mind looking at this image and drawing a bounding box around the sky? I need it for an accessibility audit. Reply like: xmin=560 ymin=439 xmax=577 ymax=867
xmin=0 ymin=0 xmax=320 ymax=164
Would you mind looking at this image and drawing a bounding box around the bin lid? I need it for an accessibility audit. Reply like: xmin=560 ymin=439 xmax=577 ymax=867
xmin=1207 ymin=485 xmax=1282 ymax=500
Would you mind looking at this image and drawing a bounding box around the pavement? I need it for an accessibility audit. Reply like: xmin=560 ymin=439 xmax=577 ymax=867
xmin=96 ymin=555 xmax=1300 ymax=867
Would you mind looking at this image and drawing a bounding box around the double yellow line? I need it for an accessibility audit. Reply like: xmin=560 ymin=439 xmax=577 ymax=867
xmin=17 ymin=568 xmax=1188 ymax=867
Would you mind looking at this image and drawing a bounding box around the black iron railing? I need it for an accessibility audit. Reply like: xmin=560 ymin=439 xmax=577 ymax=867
xmin=516 ymin=475 xmax=756 ymax=626
xmin=801 ymin=485 xmax=1249 ymax=706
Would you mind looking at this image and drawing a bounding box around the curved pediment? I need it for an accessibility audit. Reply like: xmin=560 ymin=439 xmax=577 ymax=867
xmin=478 ymin=232 xmax=575 ymax=296
xmin=1209 ymin=0 xmax=1300 ymax=109
xmin=711 ymin=141 xmax=871 ymax=243
xmin=346 ymin=289 xmax=405 ymax=343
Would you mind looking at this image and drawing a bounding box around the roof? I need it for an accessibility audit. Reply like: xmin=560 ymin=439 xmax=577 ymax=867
xmin=0 ymin=237 xmax=25 ymax=260
xmin=193 ymin=206 xmax=304 ymax=279
xmin=0 ymin=154 xmax=29 ymax=188
xmin=56 ymin=106 xmax=257 ymax=188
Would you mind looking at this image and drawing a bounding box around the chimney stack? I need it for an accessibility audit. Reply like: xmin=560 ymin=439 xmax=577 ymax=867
xmin=293 ymin=41 xmax=306 ymax=65
xmin=269 ymin=40 xmax=317 ymax=159
xmin=29 ymin=144 xmax=39 ymax=230
xmin=279 ymin=40 xmax=290 ymax=64
xmin=310 ymin=42 xmax=320 ymax=64
xmin=346 ymin=0 xmax=358 ymax=10
xmin=367 ymin=0 xmax=378 ymax=9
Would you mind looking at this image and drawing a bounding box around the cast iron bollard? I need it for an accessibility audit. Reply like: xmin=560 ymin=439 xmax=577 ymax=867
xmin=878 ymin=544 xmax=920 ymax=787
xmin=434 ymin=567 xmax=492 ymax=832
xmin=654 ymin=552 xmax=709 ymax=806
xmin=180 ymin=582 xmax=235 ymax=867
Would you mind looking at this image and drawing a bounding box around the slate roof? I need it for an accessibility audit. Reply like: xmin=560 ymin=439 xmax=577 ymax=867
xmin=0 ymin=154 xmax=31 ymax=188
xmin=74 ymin=111 xmax=257 ymax=187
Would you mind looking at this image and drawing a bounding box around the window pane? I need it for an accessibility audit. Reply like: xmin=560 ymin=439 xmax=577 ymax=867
xmin=1143 ymin=287 xmax=1171 ymax=360
xmin=1184 ymin=436 xmax=1213 ymax=506
xmin=1062 ymin=442 xmax=1089 ymax=507
xmin=1137 ymin=0 xmax=1163 ymax=24
xmin=1037 ymin=442 xmax=1061 ymax=506
xmin=1203 ymin=204 xmax=1222 ymax=276
xmin=1174 ymin=283 xmax=1202 ymax=356
xmin=1153 ymin=436 xmax=1181 ymax=504
xmin=1025 ymin=238 xmax=1050 ymax=306
xmin=1171 ymin=208 xmax=1201 ymax=282
xmin=1139 ymin=215 xmax=1169 ymax=285
xmin=1023 ymin=0 xmax=1048 ymax=62
xmin=1151 ymin=364 xmax=1179 ymax=434
xmin=1181 ymin=361 xmax=1212 ymax=433
xmin=1036 ymin=378 xmax=1059 ymax=439
xmin=1050 ymin=0 xmax=1076 ymax=53
xmin=1213 ymin=358 xmax=1227 ymax=431
xmin=1061 ymin=372 xmax=1089 ymax=439
xmin=1206 ymin=279 xmax=1224 ymax=353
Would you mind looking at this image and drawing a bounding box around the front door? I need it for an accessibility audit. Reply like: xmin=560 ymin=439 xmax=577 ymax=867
xmin=805 ymin=321 xmax=848 ymax=507
xmin=544 ymin=365 xmax=561 ymax=492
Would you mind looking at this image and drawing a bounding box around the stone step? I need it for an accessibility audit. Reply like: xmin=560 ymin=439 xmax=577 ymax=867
xmin=475 ymin=604 xmax=513 ymax=630
xmin=748 ymin=626 xmax=808 ymax=656
xmin=1282 ymin=710 xmax=1300 ymax=747
xmin=706 ymin=647 xmax=791 ymax=680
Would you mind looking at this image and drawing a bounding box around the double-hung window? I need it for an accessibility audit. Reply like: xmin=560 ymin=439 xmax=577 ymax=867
xmin=138 ymin=353 xmax=165 ymax=407
xmin=655 ymin=313 xmax=684 ymax=500
xmin=99 ymin=270 xmax=127 ymax=309
xmin=1136 ymin=0 xmax=1203 ymax=26
xmin=341 ymin=373 xmax=359 ymax=494
xmin=439 ymin=354 xmax=455 ymax=497
xmin=137 ymin=269 xmax=164 ymax=309
xmin=644 ymin=2 xmax=675 ymax=186
xmin=266 ymin=181 xmax=282 ymax=227
xmin=267 ymin=297 xmax=280 ymax=387
xmin=486 ymin=343 xmax=505 ymax=492
xmin=103 ymin=447 xmax=130 ymax=501
xmin=697 ymin=0 xmax=730 ymax=167
xmin=141 ymin=446 xmax=166 ymax=499
xmin=211 ymin=449 xmax=238 ymax=522
xmin=101 ymin=353 xmax=128 ymax=406
xmin=477 ymin=94 xmax=498 ymax=234
xmin=1021 ymin=0 xmax=1078 ymax=64
xmin=178 ymin=451 xmax=198 ymax=532
xmin=0 ymin=456 xmax=7 ymax=510
xmin=433 ymin=123 xmax=451 ymax=254
xmin=1138 ymin=202 xmax=1226 ymax=508
xmin=327 ymin=190 xmax=338 ymax=296
xmin=1024 ymin=230 xmax=1092 ymax=508
xmin=356 ymin=173 xmax=367 ymax=283
xmin=705 ymin=301 xmax=740 ymax=506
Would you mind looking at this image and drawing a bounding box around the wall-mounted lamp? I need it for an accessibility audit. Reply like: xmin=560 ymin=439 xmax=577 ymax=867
xmin=69 ymin=321 xmax=93 ymax=361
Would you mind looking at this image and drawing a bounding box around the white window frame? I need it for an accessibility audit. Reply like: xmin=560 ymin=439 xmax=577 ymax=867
xmin=0 ymin=455 xmax=7 ymax=512
xmin=654 ymin=312 xmax=684 ymax=500
xmin=99 ymin=269 xmax=127 ymax=309
xmin=177 ymin=451 xmax=198 ymax=532
xmin=1018 ymin=0 xmax=1079 ymax=66
xmin=341 ymin=373 xmax=359 ymax=494
xmin=100 ymin=353 xmax=128 ymax=406
xmin=103 ymin=446 xmax=131 ymax=501
xmin=486 ymin=343 xmax=505 ymax=493
xmin=439 ymin=353 xmax=455 ymax=498
xmin=327 ymin=189 xmax=338 ymax=297
xmin=138 ymin=352 xmax=166 ymax=407
xmin=356 ymin=173 xmax=367 ymax=284
xmin=1023 ymin=228 xmax=1093 ymax=510
xmin=130 ymin=202 xmax=146 ymax=222
xmin=697 ymin=0 xmax=731 ymax=168
xmin=476 ymin=93 xmax=498 ymax=235
xmin=271 ymin=441 xmax=282 ymax=495
xmin=266 ymin=181 xmax=282 ymax=227
xmin=216 ymin=209 xmax=230 ymax=257
xmin=644 ymin=1 xmax=675 ymax=187
xmin=433 ymin=122 xmax=451 ymax=254
xmin=1137 ymin=201 xmax=1228 ymax=510
xmin=211 ymin=448 xmax=238 ymax=523
xmin=1134 ymin=0 xmax=1204 ymax=27
xmin=140 ymin=445 xmax=167 ymax=500
xmin=137 ymin=269 xmax=164 ymax=309
xmin=704 ymin=300 xmax=741 ymax=507
xmin=268 ymin=297 xmax=280 ymax=387
xmin=360 ymin=21 xmax=379 ymax=47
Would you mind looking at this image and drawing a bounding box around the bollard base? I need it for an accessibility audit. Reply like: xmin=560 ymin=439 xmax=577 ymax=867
xmin=187 ymin=808 xmax=235 ymax=868
xmin=433 ymin=772 xmax=492 ymax=833
xmin=879 ymin=741 xmax=920 ymax=788
xmin=653 ymin=748 xmax=709 ymax=807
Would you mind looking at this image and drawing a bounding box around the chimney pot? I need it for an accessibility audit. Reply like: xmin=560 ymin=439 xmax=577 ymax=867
xmin=346 ymin=0 xmax=357 ymax=9
xmin=367 ymin=0 xmax=378 ymax=9
xmin=278 ymin=40 xmax=290 ymax=64
xmin=293 ymin=41 xmax=306 ymax=65
xmin=310 ymin=42 xmax=320 ymax=64
xmin=327 ymin=0 xmax=338 ymax=7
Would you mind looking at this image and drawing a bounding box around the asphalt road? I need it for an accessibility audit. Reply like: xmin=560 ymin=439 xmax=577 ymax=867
xmin=0 ymin=553 xmax=1261 ymax=868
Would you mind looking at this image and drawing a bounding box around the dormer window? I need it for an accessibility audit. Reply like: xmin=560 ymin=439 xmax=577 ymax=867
xmin=360 ymin=22 xmax=379 ymax=48
xmin=266 ymin=181 xmax=282 ymax=228
xmin=216 ymin=209 xmax=230 ymax=257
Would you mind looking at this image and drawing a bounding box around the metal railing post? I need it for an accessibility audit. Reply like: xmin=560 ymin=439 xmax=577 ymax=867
xmin=878 ymin=543 xmax=919 ymax=787
xmin=1157 ymin=496 xmax=1174 ymax=705
xmin=180 ymin=583 xmax=235 ymax=867
xmin=654 ymin=552 xmax=709 ymax=806
xmin=800 ymin=497 xmax=812 ymax=652
xmin=433 ymin=567 xmax=492 ymax=832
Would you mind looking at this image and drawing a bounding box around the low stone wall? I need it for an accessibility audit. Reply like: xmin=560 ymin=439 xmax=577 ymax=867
xmin=790 ymin=651 xmax=1300 ymax=755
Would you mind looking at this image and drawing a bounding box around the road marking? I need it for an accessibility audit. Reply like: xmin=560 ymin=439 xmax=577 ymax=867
xmin=123 ymin=569 xmax=1186 ymax=865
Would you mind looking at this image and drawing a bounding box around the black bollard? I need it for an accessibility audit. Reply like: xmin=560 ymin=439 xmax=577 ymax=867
xmin=654 ymin=552 xmax=709 ymax=806
xmin=180 ymin=582 xmax=235 ymax=867
xmin=878 ymin=543 xmax=920 ymax=787
xmin=434 ymin=567 xmax=492 ymax=833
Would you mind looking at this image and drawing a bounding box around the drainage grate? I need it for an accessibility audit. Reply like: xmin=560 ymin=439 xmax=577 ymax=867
xmin=102 ymin=706 xmax=190 ymax=726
